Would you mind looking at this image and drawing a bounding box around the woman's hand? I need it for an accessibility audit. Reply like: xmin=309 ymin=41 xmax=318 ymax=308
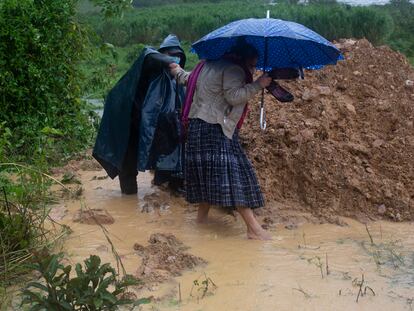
xmin=169 ymin=63 xmax=181 ymax=76
xmin=257 ymin=73 xmax=272 ymax=88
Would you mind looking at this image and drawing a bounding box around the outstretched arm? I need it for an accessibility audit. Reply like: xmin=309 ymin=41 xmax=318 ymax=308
xmin=170 ymin=63 xmax=190 ymax=85
xmin=143 ymin=52 xmax=174 ymax=76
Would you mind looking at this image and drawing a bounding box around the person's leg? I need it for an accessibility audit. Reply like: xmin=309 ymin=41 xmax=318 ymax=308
xmin=153 ymin=171 xmax=185 ymax=196
xmin=197 ymin=203 xmax=210 ymax=224
xmin=237 ymin=207 xmax=272 ymax=240
xmin=119 ymin=126 xmax=138 ymax=195
xmin=168 ymin=175 xmax=185 ymax=196
xmin=153 ymin=170 xmax=169 ymax=186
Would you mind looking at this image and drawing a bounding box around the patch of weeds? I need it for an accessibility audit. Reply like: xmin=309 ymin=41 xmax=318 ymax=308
xmin=190 ymin=273 xmax=217 ymax=302
xmin=61 ymin=172 xmax=82 ymax=185
xmin=301 ymin=255 xmax=330 ymax=279
xmin=352 ymin=273 xmax=375 ymax=303
xmin=21 ymin=251 xmax=150 ymax=310
xmin=360 ymin=225 xmax=406 ymax=270
xmin=0 ymin=163 xmax=71 ymax=289
xmin=309 ymin=256 xmax=324 ymax=278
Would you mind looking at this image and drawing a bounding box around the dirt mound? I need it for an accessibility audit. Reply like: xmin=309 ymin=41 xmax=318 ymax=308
xmin=73 ymin=208 xmax=115 ymax=225
xmin=134 ymin=233 xmax=206 ymax=283
xmin=242 ymin=39 xmax=414 ymax=222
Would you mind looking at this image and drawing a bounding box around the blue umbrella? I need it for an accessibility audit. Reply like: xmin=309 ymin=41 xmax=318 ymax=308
xmin=192 ymin=18 xmax=343 ymax=70
xmin=192 ymin=17 xmax=343 ymax=129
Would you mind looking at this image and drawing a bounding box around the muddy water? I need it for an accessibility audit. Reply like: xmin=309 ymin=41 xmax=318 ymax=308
xmin=60 ymin=169 xmax=414 ymax=311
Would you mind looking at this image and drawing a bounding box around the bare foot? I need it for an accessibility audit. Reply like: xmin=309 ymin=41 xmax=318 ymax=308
xmin=196 ymin=217 xmax=209 ymax=224
xmin=247 ymin=231 xmax=260 ymax=240
xmin=247 ymin=227 xmax=272 ymax=240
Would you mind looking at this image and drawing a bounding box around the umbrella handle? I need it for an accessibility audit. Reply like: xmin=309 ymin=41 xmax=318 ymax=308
xmin=260 ymin=107 xmax=266 ymax=130
xmin=260 ymin=87 xmax=267 ymax=130
xmin=260 ymin=27 xmax=269 ymax=131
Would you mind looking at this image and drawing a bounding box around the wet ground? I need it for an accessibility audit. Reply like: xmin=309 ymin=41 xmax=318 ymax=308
xmin=56 ymin=169 xmax=414 ymax=311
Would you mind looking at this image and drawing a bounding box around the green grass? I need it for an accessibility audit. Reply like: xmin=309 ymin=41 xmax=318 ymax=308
xmin=79 ymin=2 xmax=393 ymax=46
xmin=78 ymin=0 xmax=414 ymax=98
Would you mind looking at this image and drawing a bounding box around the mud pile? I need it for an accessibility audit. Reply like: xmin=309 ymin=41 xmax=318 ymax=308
xmin=73 ymin=208 xmax=115 ymax=225
xmin=133 ymin=233 xmax=206 ymax=283
xmin=242 ymin=39 xmax=414 ymax=221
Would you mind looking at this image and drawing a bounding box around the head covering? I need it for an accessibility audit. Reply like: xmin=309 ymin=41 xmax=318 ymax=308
xmin=159 ymin=34 xmax=184 ymax=53
xmin=158 ymin=34 xmax=186 ymax=68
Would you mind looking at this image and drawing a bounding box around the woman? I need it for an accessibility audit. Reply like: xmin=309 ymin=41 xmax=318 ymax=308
xmin=172 ymin=42 xmax=272 ymax=240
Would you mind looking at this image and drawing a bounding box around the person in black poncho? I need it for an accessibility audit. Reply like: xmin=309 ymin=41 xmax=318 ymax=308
xmin=93 ymin=34 xmax=186 ymax=195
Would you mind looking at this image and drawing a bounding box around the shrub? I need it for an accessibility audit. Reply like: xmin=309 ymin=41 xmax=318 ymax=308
xmin=0 ymin=0 xmax=95 ymax=163
xmin=21 ymin=252 xmax=149 ymax=310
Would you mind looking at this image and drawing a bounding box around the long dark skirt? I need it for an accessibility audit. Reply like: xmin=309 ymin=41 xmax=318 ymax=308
xmin=185 ymin=118 xmax=264 ymax=209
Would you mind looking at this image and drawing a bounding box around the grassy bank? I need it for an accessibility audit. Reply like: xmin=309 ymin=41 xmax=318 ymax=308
xmin=79 ymin=0 xmax=414 ymax=98
xmin=80 ymin=1 xmax=394 ymax=46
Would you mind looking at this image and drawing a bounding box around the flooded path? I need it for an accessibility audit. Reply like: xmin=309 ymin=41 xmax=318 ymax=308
xmin=59 ymin=169 xmax=414 ymax=311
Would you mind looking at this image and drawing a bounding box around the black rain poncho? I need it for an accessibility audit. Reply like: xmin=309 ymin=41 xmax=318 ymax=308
xmin=93 ymin=35 xmax=186 ymax=179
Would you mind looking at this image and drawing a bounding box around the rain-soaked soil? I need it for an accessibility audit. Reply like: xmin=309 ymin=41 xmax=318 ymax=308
xmin=242 ymin=39 xmax=414 ymax=222
xmin=45 ymin=38 xmax=414 ymax=310
xmin=53 ymin=167 xmax=414 ymax=311
xmin=133 ymin=233 xmax=206 ymax=284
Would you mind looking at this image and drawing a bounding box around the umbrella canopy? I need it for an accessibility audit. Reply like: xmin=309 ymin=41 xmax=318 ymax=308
xmin=192 ymin=18 xmax=343 ymax=70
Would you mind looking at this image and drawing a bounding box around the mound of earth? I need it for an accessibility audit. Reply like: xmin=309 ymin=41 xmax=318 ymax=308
xmin=73 ymin=208 xmax=115 ymax=225
xmin=133 ymin=233 xmax=206 ymax=283
xmin=241 ymin=39 xmax=414 ymax=222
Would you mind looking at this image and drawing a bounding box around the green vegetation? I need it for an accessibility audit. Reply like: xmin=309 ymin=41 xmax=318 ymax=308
xmin=0 ymin=0 xmax=96 ymax=163
xmin=0 ymin=0 xmax=140 ymax=308
xmin=2 ymin=0 xmax=413 ymax=161
xmin=81 ymin=1 xmax=393 ymax=46
xmin=383 ymin=0 xmax=414 ymax=63
xmin=132 ymin=0 xmax=253 ymax=7
xmin=78 ymin=0 xmax=414 ymax=98
xmin=0 ymin=161 xmax=70 ymax=293
xmin=21 ymin=252 xmax=148 ymax=310
xmin=1 ymin=0 xmax=413 ymax=307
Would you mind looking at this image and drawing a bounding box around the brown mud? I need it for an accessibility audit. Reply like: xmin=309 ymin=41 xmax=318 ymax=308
xmin=55 ymin=168 xmax=414 ymax=311
xmin=133 ymin=233 xmax=206 ymax=284
xmin=242 ymin=39 xmax=414 ymax=222
xmin=49 ymin=38 xmax=414 ymax=310
xmin=73 ymin=208 xmax=115 ymax=225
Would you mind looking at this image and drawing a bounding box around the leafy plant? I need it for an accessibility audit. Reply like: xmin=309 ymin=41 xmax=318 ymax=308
xmin=0 ymin=0 xmax=96 ymax=164
xmin=0 ymin=122 xmax=12 ymax=163
xmin=91 ymin=0 xmax=133 ymax=18
xmin=21 ymin=252 xmax=147 ymax=311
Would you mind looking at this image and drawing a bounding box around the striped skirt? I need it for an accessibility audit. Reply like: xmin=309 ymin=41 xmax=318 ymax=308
xmin=185 ymin=118 xmax=264 ymax=209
